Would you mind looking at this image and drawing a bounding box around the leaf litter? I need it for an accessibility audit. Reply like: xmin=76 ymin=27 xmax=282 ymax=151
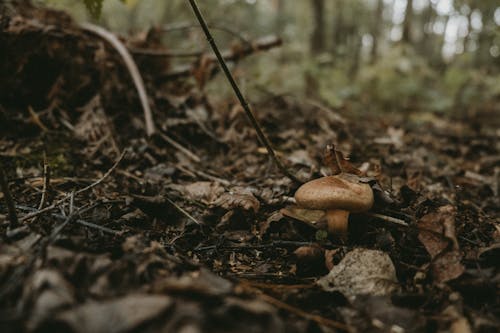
xmin=0 ymin=3 xmax=499 ymax=333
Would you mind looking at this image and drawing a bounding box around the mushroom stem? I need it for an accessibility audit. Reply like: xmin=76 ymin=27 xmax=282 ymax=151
xmin=326 ymin=209 xmax=349 ymax=235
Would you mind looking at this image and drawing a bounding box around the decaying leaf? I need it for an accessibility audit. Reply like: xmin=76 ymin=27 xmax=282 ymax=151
xmin=47 ymin=294 xmax=173 ymax=333
xmin=212 ymin=188 xmax=260 ymax=213
xmin=24 ymin=269 xmax=76 ymax=330
xmin=170 ymin=181 xmax=225 ymax=204
xmin=280 ymin=205 xmax=325 ymax=225
xmin=323 ymin=144 xmax=363 ymax=176
xmin=318 ymin=248 xmax=398 ymax=297
xmin=374 ymin=126 xmax=405 ymax=149
xmin=418 ymin=205 xmax=465 ymax=283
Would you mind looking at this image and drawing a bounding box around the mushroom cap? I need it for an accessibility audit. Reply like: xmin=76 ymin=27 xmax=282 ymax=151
xmin=294 ymin=175 xmax=374 ymax=212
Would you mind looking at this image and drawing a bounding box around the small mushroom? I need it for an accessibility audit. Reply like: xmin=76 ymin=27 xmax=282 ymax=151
xmin=294 ymin=174 xmax=374 ymax=236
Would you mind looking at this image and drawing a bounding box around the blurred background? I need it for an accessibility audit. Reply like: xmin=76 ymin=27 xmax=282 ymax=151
xmin=39 ymin=0 xmax=500 ymax=117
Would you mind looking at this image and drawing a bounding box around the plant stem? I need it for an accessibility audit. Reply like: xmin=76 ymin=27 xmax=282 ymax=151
xmin=187 ymin=0 xmax=301 ymax=184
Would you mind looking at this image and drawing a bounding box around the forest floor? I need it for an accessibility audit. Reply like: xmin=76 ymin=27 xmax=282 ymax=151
xmin=1 ymin=4 xmax=499 ymax=333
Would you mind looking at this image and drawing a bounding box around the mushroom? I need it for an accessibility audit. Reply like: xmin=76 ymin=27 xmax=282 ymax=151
xmin=294 ymin=173 xmax=374 ymax=236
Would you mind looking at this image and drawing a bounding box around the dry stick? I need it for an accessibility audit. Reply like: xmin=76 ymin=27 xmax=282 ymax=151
xmin=0 ymin=166 xmax=18 ymax=228
xmin=240 ymin=284 xmax=348 ymax=331
xmin=187 ymin=0 xmax=301 ymax=184
xmin=80 ymin=23 xmax=155 ymax=136
xmin=38 ymin=154 xmax=50 ymax=210
xmin=158 ymin=132 xmax=201 ymax=163
xmin=161 ymin=22 xmax=252 ymax=47
xmin=19 ymin=150 xmax=127 ymax=222
xmin=164 ymin=196 xmax=201 ymax=226
xmin=16 ymin=205 xmax=120 ymax=235
xmin=365 ymin=212 xmax=409 ymax=227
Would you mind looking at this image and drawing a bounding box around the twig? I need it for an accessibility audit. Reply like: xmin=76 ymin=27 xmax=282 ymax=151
xmin=239 ymin=283 xmax=348 ymax=330
xmin=129 ymin=48 xmax=202 ymax=57
xmin=187 ymin=0 xmax=300 ymax=184
xmin=365 ymin=212 xmax=409 ymax=227
xmin=161 ymin=22 xmax=252 ymax=47
xmin=16 ymin=205 xmax=120 ymax=235
xmin=37 ymin=153 xmax=50 ymax=210
xmin=80 ymin=23 xmax=155 ymax=136
xmin=158 ymin=132 xmax=201 ymax=163
xmin=194 ymin=240 xmax=337 ymax=252
xmin=0 ymin=202 xmax=99 ymax=300
xmin=0 ymin=165 xmax=18 ymax=228
xmin=19 ymin=150 xmax=127 ymax=222
xmin=158 ymin=36 xmax=282 ymax=80
xmin=164 ymin=196 xmax=201 ymax=226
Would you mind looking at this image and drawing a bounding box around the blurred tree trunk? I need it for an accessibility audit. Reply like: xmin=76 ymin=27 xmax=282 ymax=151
xmin=370 ymin=0 xmax=384 ymax=63
xmin=420 ymin=1 xmax=435 ymax=56
xmin=273 ymin=0 xmax=285 ymax=34
xmin=310 ymin=0 xmax=325 ymax=54
xmin=349 ymin=31 xmax=362 ymax=79
xmin=462 ymin=9 xmax=473 ymax=53
xmin=475 ymin=7 xmax=495 ymax=68
xmin=402 ymin=0 xmax=413 ymax=43
xmin=332 ymin=0 xmax=344 ymax=54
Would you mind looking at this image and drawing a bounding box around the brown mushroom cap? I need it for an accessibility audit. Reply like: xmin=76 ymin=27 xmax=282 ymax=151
xmin=294 ymin=175 xmax=374 ymax=212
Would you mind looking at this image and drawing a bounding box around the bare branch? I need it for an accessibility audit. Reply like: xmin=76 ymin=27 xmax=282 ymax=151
xmin=80 ymin=23 xmax=156 ymax=136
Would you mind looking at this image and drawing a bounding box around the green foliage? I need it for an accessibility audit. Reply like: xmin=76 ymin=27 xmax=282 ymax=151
xmin=83 ymin=0 xmax=103 ymax=18
xmin=82 ymin=0 xmax=126 ymax=19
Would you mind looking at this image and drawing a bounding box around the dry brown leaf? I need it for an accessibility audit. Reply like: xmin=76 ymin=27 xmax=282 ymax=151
xmin=280 ymin=205 xmax=325 ymax=224
xmin=418 ymin=205 xmax=465 ymax=283
xmin=51 ymin=294 xmax=173 ymax=333
xmin=294 ymin=245 xmax=324 ymax=262
xmin=212 ymin=188 xmax=260 ymax=213
xmin=184 ymin=181 xmax=225 ymax=203
xmin=318 ymin=248 xmax=398 ymax=297
xmin=323 ymin=144 xmax=363 ymax=176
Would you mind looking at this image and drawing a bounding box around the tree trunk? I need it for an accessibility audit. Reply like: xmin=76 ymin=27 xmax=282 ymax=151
xmin=274 ymin=0 xmax=285 ymax=34
xmin=349 ymin=27 xmax=362 ymax=79
xmin=370 ymin=0 xmax=384 ymax=63
xmin=332 ymin=0 xmax=344 ymax=54
xmin=310 ymin=0 xmax=325 ymax=54
xmin=402 ymin=0 xmax=413 ymax=43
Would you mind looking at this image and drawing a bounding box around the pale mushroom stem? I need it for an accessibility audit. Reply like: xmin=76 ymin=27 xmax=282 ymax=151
xmin=326 ymin=209 xmax=350 ymax=235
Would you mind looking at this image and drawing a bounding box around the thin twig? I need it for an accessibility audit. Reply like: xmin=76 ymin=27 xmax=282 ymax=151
xmin=158 ymin=36 xmax=282 ymax=80
xmin=161 ymin=22 xmax=252 ymax=47
xmin=187 ymin=0 xmax=300 ymax=184
xmin=0 ymin=165 xmax=18 ymax=228
xmin=19 ymin=150 xmax=127 ymax=222
xmin=240 ymin=283 xmax=348 ymax=331
xmin=16 ymin=205 xmax=120 ymax=235
xmin=129 ymin=48 xmax=202 ymax=57
xmin=365 ymin=212 xmax=409 ymax=227
xmin=158 ymin=132 xmax=201 ymax=163
xmin=80 ymin=23 xmax=155 ymax=136
xmin=38 ymin=153 xmax=50 ymax=210
xmin=164 ymin=196 xmax=201 ymax=225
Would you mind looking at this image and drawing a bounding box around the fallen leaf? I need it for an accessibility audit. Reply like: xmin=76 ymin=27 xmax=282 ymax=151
xmin=317 ymin=248 xmax=398 ymax=297
xmin=48 ymin=294 xmax=173 ymax=333
xmin=323 ymin=144 xmax=363 ymax=176
xmin=280 ymin=205 xmax=325 ymax=224
xmin=418 ymin=205 xmax=465 ymax=283
xmin=212 ymin=188 xmax=260 ymax=213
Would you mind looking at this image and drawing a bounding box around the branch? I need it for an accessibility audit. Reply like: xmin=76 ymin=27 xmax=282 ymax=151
xmin=80 ymin=23 xmax=156 ymax=136
xmin=187 ymin=0 xmax=300 ymax=184
xmin=159 ymin=35 xmax=282 ymax=79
